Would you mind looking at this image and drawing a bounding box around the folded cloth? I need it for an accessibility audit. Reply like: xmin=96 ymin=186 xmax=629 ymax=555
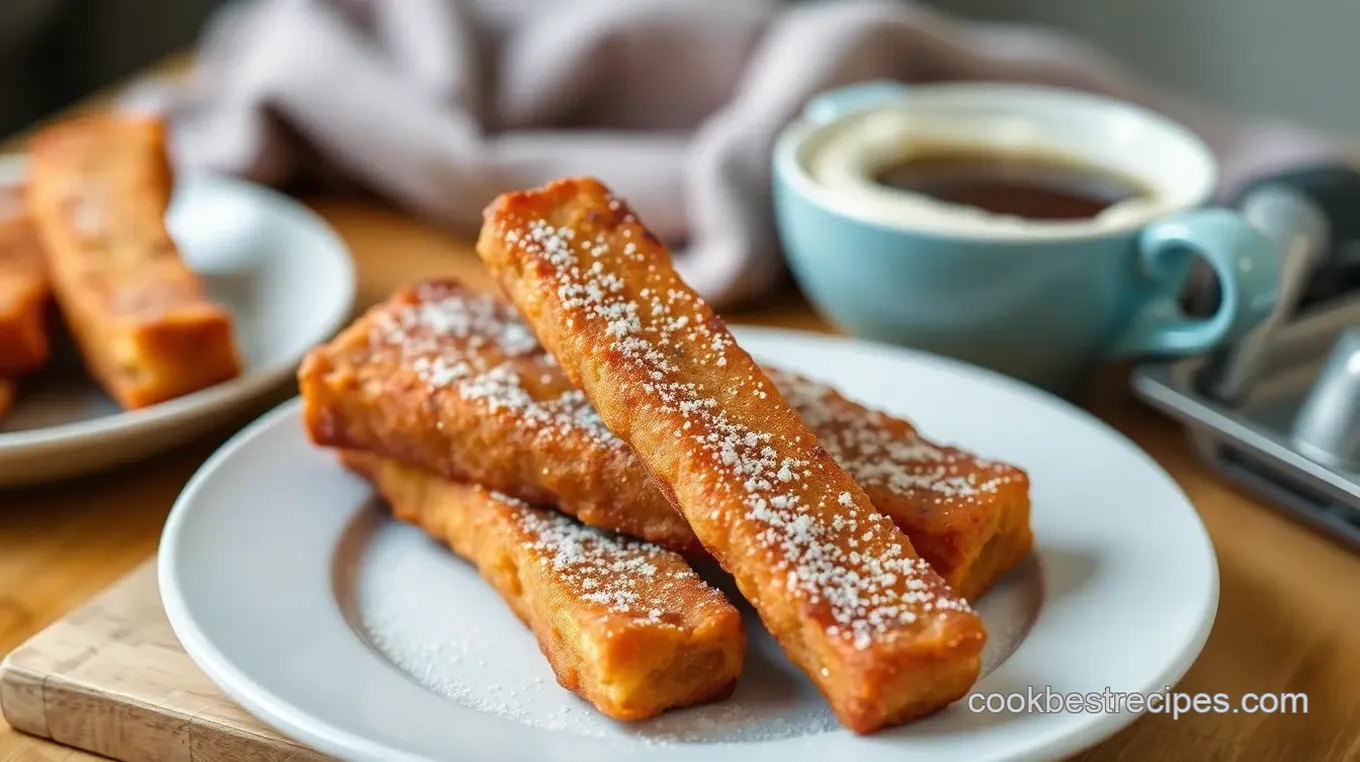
xmin=123 ymin=0 xmax=1355 ymax=309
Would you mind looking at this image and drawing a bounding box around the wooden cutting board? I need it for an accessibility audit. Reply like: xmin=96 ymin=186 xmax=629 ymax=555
xmin=0 ymin=560 xmax=331 ymax=762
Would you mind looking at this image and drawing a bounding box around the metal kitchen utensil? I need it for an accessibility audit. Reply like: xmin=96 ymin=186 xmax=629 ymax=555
xmin=1202 ymin=186 xmax=1329 ymax=404
xmin=1232 ymin=164 xmax=1360 ymax=310
xmin=1292 ymin=324 xmax=1360 ymax=469
xmin=1133 ymin=167 xmax=1360 ymax=551
xmin=1134 ymin=349 xmax=1360 ymax=551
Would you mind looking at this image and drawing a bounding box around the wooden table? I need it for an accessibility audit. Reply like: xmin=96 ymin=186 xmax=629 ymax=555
xmin=3 ymin=106 xmax=1359 ymax=762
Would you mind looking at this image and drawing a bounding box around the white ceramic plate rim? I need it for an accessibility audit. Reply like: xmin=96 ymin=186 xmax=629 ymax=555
xmin=160 ymin=327 xmax=1219 ymax=762
xmin=0 ymin=156 xmax=357 ymax=455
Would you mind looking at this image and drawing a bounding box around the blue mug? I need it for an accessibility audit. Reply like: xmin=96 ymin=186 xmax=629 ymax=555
xmin=772 ymin=81 xmax=1280 ymax=395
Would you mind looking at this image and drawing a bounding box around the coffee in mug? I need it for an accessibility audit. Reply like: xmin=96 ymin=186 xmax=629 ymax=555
xmin=772 ymin=81 xmax=1281 ymax=395
xmin=872 ymin=144 xmax=1154 ymax=222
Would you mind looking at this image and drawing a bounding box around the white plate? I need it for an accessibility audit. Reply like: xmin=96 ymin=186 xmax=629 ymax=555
xmin=0 ymin=157 xmax=355 ymax=486
xmin=159 ymin=327 xmax=1218 ymax=762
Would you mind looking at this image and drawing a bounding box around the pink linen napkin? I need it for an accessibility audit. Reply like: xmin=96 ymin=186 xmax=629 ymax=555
xmin=123 ymin=0 xmax=1355 ymax=308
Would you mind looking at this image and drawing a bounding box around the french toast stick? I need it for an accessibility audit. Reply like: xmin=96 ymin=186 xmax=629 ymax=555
xmin=300 ymin=281 xmax=1031 ymax=598
xmin=766 ymin=368 xmax=1032 ymax=601
xmin=0 ymin=186 xmax=50 ymax=375
xmin=341 ymin=451 xmax=745 ymax=721
xmin=301 ymin=280 xmax=700 ymax=554
xmin=477 ymin=178 xmax=986 ymax=734
xmin=26 ymin=115 xmax=242 ymax=409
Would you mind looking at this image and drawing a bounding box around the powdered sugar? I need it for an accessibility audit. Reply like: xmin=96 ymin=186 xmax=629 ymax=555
xmin=351 ymin=504 xmax=1039 ymax=743
xmin=395 ymin=283 xmax=539 ymax=355
xmin=509 ymin=504 xmax=708 ymax=618
xmin=65 ymin=179 xmax=107 ymax=237
xmin=354 ymin=512 xmax=840 ymax=742
xmin=368 ymin=284 xmax=621 ymax=446
xmin=500 ymin=206 xmax=975 ymax=651
xmin=768 ymin=368 xmax=1024 ymax=503
xmin=353 ymin=501 xmax=845 ymax=743
xmin=371 ymin=284 xmax=1016 ymax=512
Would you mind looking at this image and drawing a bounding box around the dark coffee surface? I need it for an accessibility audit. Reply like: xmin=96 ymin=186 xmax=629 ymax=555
xmin=875 ymin=146 xmax=1151 ymax=221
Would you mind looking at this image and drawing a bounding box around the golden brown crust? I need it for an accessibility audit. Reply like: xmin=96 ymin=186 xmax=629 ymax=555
xmin=767 ymin=369 xmax=1033 ymax=601
xmin=0 ymin=187 xmax=50 ymax=375
xmin=26 ymin=115 xmax=241 ymax=409
xmin=0 ymin=378 xmax=13 ymax=420
xmin=298 ymin=280 xmax=702 ymax=555
xmin=341 ymin=451 xmax=745 ymax=721
xmin=299 ymin=281 xmax=1031 ymax=597
xmin=477 ymin=177 xmax=986 ymax=734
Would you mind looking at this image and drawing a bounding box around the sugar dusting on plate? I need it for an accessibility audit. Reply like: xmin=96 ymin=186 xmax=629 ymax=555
xmin=349 ymin=511 xmax=1040 ymax=744
xmin=354 ymin=516 xmax=837 ymax=743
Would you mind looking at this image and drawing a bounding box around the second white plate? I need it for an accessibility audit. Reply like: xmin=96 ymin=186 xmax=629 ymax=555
xmin=159 ymin=327 xmax=1218 ymax=762
xmin=0 ymin=158 xmax=355 ymax=486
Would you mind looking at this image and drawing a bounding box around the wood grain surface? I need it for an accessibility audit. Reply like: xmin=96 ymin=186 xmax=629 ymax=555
xmin=1 ymin=60 xmax=1358 ymax=760
xmin=1 ymin=562 xmax=330 ymax=762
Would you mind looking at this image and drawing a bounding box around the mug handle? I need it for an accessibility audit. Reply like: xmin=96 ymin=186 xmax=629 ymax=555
xmin=804 ymin=80 xmax=911 ymax=125
xmin=1107 ymin=208 xmax=1280 ymax=357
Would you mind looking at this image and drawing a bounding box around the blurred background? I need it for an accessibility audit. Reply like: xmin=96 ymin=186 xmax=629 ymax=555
xmin=1 ymin=0 xmax=1356 ymax=140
